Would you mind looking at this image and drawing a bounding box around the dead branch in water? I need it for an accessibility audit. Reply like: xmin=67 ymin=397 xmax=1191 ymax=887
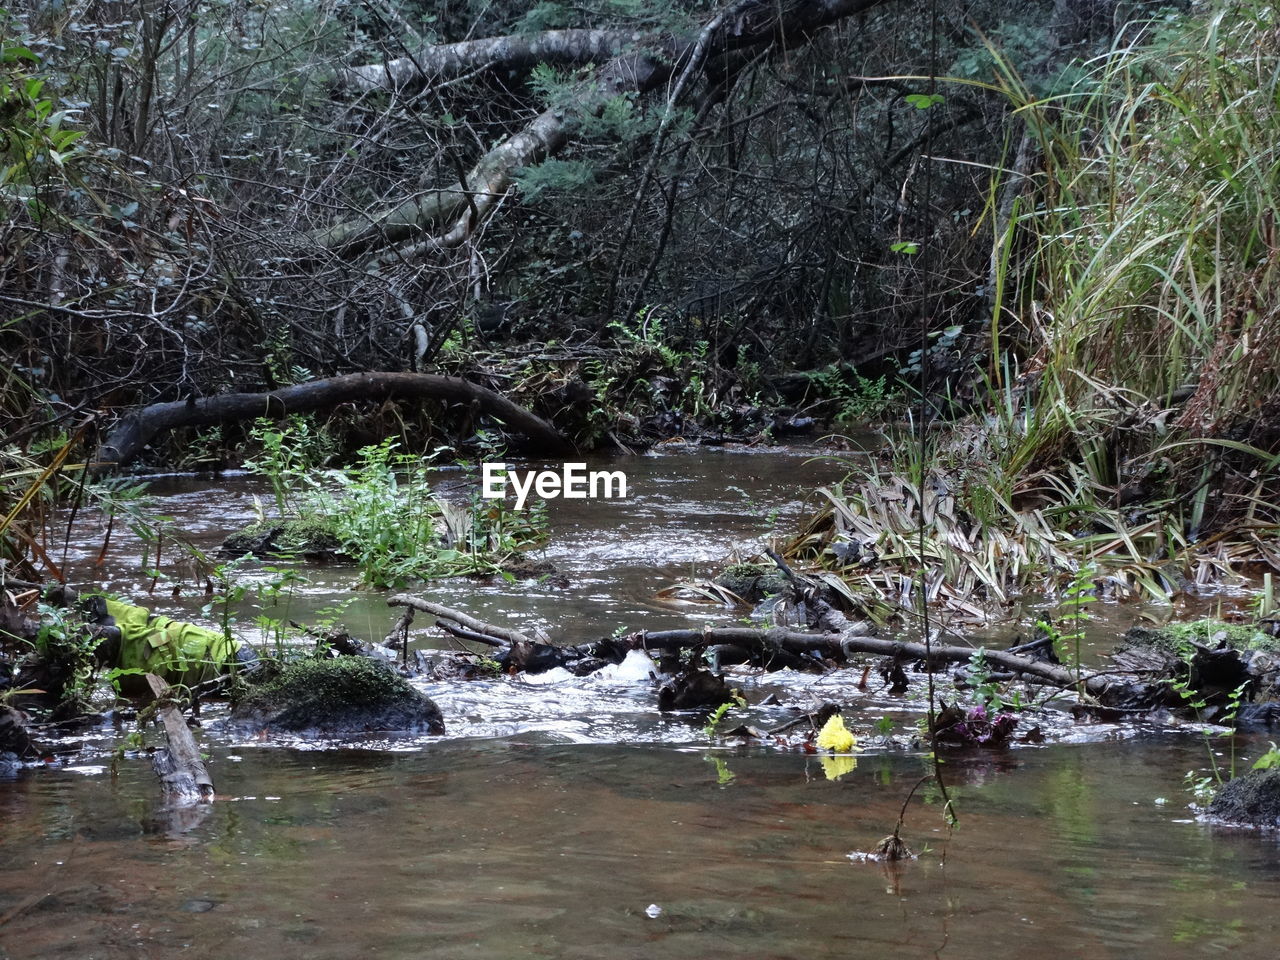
xmin=146 ymin=674 xmax=214 ymax=805
xmin=386 ymin=594 xmax=1121 ymax=697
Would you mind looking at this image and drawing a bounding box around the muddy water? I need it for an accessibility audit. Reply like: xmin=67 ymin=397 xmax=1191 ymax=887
xmin=60 ymin=445 xmax=863 ymax=643
xmin=4 ymin=741 xmax=1280 ymax=959
xmin=4 ymin=446 xmax=1280 ymax=958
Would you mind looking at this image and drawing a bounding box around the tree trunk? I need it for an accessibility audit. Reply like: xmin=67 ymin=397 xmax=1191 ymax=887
xmin=319 ymin=0 xmax=891 ymax=259
xmin=94 ymin=372 xmax=574 ymax=470
xmin=339 ymin=29 xmax=646 ymax=92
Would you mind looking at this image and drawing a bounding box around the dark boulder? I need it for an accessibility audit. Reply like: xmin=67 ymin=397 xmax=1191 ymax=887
xmin=714 ymin=564 xmax=789 ymax=604
xmin=1 ymin=705 xmax=36 ymax=777
xmin=0 ymin=705 xmax=35 ymax=759
xmin=657 ymin=668 xmax=732 ymax=712
xmin=1206 ymin=769 xmax=1280 ymax=828
xmin=230 ymin=657 xmax=444 ymax=736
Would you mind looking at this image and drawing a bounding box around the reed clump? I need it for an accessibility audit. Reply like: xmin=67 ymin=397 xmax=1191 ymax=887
xmin=793 ymin=4 xmax=1280 ymax=617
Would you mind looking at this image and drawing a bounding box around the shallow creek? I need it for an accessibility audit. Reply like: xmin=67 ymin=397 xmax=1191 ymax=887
xmin=3 ymin=446 xmax=1280 ymax=959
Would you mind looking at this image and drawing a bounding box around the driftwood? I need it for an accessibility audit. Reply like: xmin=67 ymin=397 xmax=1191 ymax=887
xmin=146 ymin=673 xmax=214 ymax=804
xmin=94 ymin=372 xmax=573 ymax=470
xmin=389 ymin=594 xmax=549 ymax=645
xmin=386 ymin=595 xmax=1129 ymax=699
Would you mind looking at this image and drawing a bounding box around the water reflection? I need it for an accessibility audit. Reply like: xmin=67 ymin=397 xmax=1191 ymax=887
xmin=2 ymin=741 xmax=1279 ymax=959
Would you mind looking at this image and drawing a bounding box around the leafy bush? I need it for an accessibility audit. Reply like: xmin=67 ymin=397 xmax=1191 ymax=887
xmin=246 ymin=429 xmax=548 ymax=587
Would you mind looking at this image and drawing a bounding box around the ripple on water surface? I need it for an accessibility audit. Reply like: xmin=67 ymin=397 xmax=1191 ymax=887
xmin=12 ymin=447 xmax=1280 ymax=958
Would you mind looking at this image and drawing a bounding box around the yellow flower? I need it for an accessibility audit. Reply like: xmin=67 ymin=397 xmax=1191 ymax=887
xmin=816 ymin=714 xmax=857 ymax=753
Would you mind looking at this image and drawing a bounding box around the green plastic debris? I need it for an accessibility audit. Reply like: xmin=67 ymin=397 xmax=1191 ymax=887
xmin=106 ymin=599 xmax=239 ymax=688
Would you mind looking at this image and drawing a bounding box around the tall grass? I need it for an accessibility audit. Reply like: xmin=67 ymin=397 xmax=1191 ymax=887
xmin=793 ymin=3 xmax=1280 ymax=616
xmin=1003 ymin=4 xmax=1280 ymax=473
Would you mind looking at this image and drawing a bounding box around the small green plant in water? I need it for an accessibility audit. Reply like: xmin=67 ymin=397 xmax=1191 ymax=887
xmin=243 ymin=427 xmax=549 ymax=587
xmin=1184 ymin=770 xmax=1218 ymax=806
xmin=32 ymin=601 xmax=100 ymax=713
xmin=703 ymin=695 xmax=745 ymax=738
xmin=965 ymin=647 xmax=1024 ymax=713
xmin=1038 ymin=564 xmax=1096 ymax=695
xmin=243 ymin=415 xmax=335 ymax=517
xmin=1171 ymin=671 xmax=1248 ymax=790
xmin=1252 ymin=742 xmax=1280 ymax=771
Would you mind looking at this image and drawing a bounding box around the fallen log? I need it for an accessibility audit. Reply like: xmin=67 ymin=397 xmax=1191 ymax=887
xmin=386 ymin=595 xmax=1125 ymax=698
xmin=317 ymin=0 xmax=893 ymax=260
xmin=94 ymin=372 xmax=574 ymax=470
xmin=641 ymin=628 xmax=1120 ymax=697
xmin=338 ymin=28 xmax=641 ymax=92
xmin=146 ymin=674 xmax=214 ymax=805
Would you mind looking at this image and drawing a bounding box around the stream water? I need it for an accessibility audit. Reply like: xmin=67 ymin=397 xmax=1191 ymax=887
xmin=3 ymin=446 xmax=1280 ymax=959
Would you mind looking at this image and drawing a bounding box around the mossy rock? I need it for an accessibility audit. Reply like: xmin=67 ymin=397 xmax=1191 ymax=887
xmin=714 ymin=564 xmax=789 ymax=603
xmin=230 ymin=657 xmax=444 ymax=736
xmin=1207 ymin=768 xmax=1280 ymax=828
xmin=220 ymin=518 xmax=345 ymax=560
xmin=1121 ymin=619 xmax=1280 ymax=655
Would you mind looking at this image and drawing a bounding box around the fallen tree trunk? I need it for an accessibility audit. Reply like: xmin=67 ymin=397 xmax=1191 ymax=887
xmin=146 ymin=674 xmax=214 ymax=805
xmin=94 ymin=372 xmax=574 ymax=470
xmin=339 ymin=29 xmax=644 ymax=92
xmin=643 ymin=628 xmax=1117 ymax=697
xmin=388 ymin=595 xmax=1125 ymax=698
xmin=318 ymin=0 xmax=891 ymax=259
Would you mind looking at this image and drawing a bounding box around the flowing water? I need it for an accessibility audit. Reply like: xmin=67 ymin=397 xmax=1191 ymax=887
xmin=3 ymin=445 xmax=1279 ymax=959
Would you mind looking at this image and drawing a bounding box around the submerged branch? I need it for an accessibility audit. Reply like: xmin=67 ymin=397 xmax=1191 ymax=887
xmin=388 ymin=595 xmax=1118 ymax=697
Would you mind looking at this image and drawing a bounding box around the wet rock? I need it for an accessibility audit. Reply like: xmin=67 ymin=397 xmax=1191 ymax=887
xmin=714 ymin=564 xmax=789 ymax=603
xmin=770 ymin=413 xmax=815 ymax=436
xmin=1112 ymin=621 xmax=1280 ymax=717
xmin=230 ymin=657 xmax=444 ymax=736
xmin=1207 ymin=769 xmax=1280 ymax=828
xmin=657 ymin=668 xmax=732 ymax=712
xmin=494 ymin=556 xmax=566 ymax=586
xmin=0 ymin=705 xmax=35 ymax=760
xmin=1237 ymin=702 xmax=1280 ymax=727
xmin=1122 ymin=620 xmax=1278 ymax=655
xmin=220 ymin=519 xmax=345 ymax=561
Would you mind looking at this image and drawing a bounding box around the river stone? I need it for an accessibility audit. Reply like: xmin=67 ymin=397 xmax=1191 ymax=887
xmin=230 ymin=657 xmax=444 ymax=736
xmin=0 ymin=705 xmax=34 ymax=759
xmin=1206 ymin=768 xmax=1280 ymax=828
xmin=220 ymin=519 xmax=344 ymax=560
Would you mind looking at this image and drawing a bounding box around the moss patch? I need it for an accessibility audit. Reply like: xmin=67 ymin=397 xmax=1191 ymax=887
xmin=220 ymin=518 xmax=344 ymax=560
xmin=714 ymin=564 xmax=789 ymax=602
xmin=1131 ymin=619 xmax=1280 ymax=654
xmin=230 ymin=656 xmax=444 ymax=735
